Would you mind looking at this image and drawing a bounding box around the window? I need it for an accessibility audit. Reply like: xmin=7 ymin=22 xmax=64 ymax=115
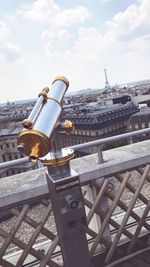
xmin=138 ymin=123 xmax=142 ymax=129
xmin=8 ymin=154 xmax=11 ymax=160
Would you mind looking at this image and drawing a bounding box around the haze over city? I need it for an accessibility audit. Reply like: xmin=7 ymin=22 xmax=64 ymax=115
xmin=0 ymin=0 xmax=150 ymax=103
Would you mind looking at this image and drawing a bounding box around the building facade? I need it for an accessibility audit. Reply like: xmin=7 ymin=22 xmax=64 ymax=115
xmin=0 ymin=98 xmax=139 ymax=177
xmin=128 ymin=107 xmax=150 ymax=143
xmin=60 ymin=102 xmax=139 ymax=156
xmin=0 ymin=101 xmax=36 ymax=178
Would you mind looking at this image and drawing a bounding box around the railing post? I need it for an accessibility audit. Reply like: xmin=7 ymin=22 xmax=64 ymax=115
xmin=97 ymin=145 xmax=106 ymax=164
xmin=46 ymin=164 xmax=92 ymax=267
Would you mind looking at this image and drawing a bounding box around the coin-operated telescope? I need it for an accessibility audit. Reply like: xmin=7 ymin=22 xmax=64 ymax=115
xmin=17 ymin=76 xmax=92 ymax=267
xmin=17 ymin=76 xmax=74 ymax=168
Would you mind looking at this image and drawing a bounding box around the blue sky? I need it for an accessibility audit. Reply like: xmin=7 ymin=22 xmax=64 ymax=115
xmin=0 ymin=0 xmax=150 ymax=103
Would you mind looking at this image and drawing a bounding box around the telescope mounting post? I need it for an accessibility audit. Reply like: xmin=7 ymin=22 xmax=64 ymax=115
xmin=46 ymin=161 xmax=91 ymax=267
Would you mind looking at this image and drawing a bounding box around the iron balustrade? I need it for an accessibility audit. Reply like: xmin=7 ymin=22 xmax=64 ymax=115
xmin=0 ymin=140 xmax=150 ymax=266
xmin=0 ymin=127 xmax=150 ymax=170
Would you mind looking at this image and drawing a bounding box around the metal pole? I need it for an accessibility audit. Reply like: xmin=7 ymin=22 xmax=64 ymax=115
xmin=68 ymin=127 xmax=150 ymax=151
xmin=0 ymin=157 xmax=30 ymax=169
xmin=46 ymin=162 xmax=92 ymax=267
xmin=97 ymin=145 xmax=106 ymax=164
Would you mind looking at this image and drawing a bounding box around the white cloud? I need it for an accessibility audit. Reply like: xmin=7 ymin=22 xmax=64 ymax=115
xmin=42 ymin=28 xmax=71 ymax=42
xmin=39 ymin=0 xmax=150 ymax=89
xmin=57 ymin=29 xmax=71 ymax=40
xmin=41 ymin=28 xmax=71 ymax=57
xmin=44 ymin=39 xmax=60 ymax=58
xmin=106 ymin=0 xmax=150 ymax=40
xmin=0 ymin=21 xmax=21 ymax=62
xmin=41 ymin=26 xmax=104 ymax=60
xmin=71 ymin=27 xmax=105 ymax=61
xmin=17 ymin=0 xmax=59 ymax=23
xmin=1 ymin=0 xmax=150 ymax=104
xmin=55 ymin=6 xmax=91 ymax=27
xmin=40 ymin=0 xmax=150 ymax=61
xmin=41 ymin=30 xmax=55 ymax=42
xmin=17 ymin=0 xmax=91 ymax=27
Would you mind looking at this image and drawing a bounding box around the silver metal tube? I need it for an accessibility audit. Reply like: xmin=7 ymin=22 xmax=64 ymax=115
xmin=50 ymin=79 xmax=68 ymax=103
xmin=33 ymin=77 xmax=68 ymax=137
xmin=28 ymin=96 xmax=44 ymax=123
xmin=33 ymin=99 xmax=61 ymax=137
xmin=0 ymin=157 xmax=29 ymax=169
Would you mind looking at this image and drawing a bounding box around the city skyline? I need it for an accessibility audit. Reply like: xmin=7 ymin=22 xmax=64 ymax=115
xmin=0 ymin=0 xmax=150 ymax=103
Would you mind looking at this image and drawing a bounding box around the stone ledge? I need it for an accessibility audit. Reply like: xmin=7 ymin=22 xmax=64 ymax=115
xmin=0 ymin=140 xmax=150 ymax=209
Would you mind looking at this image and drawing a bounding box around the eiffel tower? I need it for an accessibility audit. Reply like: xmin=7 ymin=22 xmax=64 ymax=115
xmin=104 ymin=68 xmax=110 ymax=91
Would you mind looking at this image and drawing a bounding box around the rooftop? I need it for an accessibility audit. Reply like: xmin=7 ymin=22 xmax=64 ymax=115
xmin=130 ymin=107 xmax=150 ymax=123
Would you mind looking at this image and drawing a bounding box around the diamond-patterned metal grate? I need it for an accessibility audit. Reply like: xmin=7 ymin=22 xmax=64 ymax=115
xmin=0 ymin=164 xmax=150 ymax=266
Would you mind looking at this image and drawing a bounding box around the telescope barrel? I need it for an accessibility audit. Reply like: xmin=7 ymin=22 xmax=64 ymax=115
xmin=50 ymin=79 xmax=69 ymax=102
xmin=22 ymin=96 xmax=43 ymax=129
xmin=18 ymin=76 xmax=69 ymax=161
xmin=22 ymin=87 xmax=49 ymax=129
xmin=33 ymin=77 xmax=69 ymax=137
xmin=28 ymin=96 xmax=43 ymax=122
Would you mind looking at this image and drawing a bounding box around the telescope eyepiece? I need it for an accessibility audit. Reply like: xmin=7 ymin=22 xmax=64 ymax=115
xmin=52 ymin=76 xmax=69 ymax=89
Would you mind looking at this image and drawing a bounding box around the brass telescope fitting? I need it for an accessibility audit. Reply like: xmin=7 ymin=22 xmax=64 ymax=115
xmin=17 ymin=76 xmax=71 ymax=162
xmin=64 ymin=120 xmax=73 ymax=133
xmin=52 ymin=76 xmax=69 ymax=88
xmin=41 ymin=148 xmax=74 ymax=167
xmin=56 ymin=120 xmax=73 ymax=133
xmin=22 ymin=119 xmax=33 ymax=129
xmin=38 ymin=86 xmax=49 ymax=100
xmin=18 ymin=129 xmax=51 ymax=161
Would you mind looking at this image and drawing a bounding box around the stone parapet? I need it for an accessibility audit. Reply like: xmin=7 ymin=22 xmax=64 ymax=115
xmin=0 ymin=139 xmax=150 ymax=210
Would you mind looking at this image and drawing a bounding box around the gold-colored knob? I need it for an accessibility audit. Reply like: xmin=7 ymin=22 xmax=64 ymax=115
xmin=64 ymin=120 xmax=73 ymax=133
xmin=22 ymin=119 xmax=32 ymax=129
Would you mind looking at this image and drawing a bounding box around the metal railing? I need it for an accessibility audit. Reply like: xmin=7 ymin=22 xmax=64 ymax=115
xmin=0 ymin=139 xmax=150 ymax=267
xmin=0 ymin=157 xmax=30 ymax=170
xmin=0 ymin=127 xmax=150 ymax=170
xmin=69 ymin=127 xmax=150 ymax=150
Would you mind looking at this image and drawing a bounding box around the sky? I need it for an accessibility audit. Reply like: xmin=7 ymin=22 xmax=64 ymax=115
xmin=0 ymin=0 xmax=150 ymax=103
